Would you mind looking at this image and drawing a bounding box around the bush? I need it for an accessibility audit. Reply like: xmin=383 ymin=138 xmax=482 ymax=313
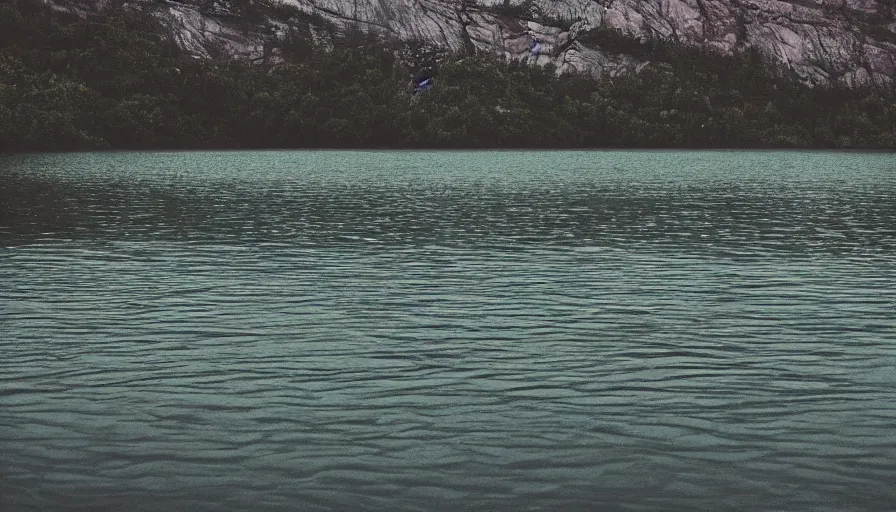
xmin=1 ymin=0 xmax=894 ymax=151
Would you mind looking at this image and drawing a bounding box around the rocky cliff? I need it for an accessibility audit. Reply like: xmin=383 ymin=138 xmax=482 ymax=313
xmin=52 ymin=0 xmax=896 ymax=85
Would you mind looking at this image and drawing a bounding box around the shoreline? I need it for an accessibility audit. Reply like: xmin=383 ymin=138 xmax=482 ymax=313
xmin=4 ymin=147 xmax=896 ymax=155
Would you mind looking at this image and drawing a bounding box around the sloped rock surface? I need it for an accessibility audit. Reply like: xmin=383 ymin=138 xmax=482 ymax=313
xmin=60 ymin=0 xmax=896 ymax=84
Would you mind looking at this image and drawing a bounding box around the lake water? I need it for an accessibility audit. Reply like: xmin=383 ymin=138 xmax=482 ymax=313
xmin=1 ymin=150 xmax=895 ymax=512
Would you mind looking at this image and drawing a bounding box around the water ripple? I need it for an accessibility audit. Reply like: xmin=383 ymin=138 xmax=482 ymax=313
xmin=1 ymin=151 xmax=896 ymax=511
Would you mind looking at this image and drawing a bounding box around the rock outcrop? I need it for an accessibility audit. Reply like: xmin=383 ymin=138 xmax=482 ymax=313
xmin=51 ymin=0 xmax=896 ymax=85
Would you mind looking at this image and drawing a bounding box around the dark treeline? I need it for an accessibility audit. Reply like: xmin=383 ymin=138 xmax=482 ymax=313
xmin=1 ymin=0 xmax=895 ymax=151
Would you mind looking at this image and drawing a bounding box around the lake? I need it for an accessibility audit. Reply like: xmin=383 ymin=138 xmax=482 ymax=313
xmin=1 ymin=150 xmax=895 ymax=512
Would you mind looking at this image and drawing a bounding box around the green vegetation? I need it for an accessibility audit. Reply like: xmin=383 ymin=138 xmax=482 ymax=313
xmin=1 ymin=0 xmax=895 ymax=151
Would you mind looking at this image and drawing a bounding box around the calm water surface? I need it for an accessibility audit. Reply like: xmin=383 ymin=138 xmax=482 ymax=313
xmin=1 ymin=151 xmax=895 ymax=511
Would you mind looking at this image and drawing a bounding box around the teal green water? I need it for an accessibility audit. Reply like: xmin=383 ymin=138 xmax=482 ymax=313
xmin=1 ymin=150 xmax=895 ymax=511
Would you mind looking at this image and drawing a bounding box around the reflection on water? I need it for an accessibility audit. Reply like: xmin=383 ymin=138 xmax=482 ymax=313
xmin=1 ymin=151 xmax=895 ymax=512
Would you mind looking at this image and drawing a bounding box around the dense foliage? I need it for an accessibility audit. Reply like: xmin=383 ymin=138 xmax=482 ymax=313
xmin=1 ymin=0 xmax=895 ymax=151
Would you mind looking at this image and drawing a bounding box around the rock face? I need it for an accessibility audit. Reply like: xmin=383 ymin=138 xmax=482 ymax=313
xmin=57 ymin=0 xmax=896 ymax=85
